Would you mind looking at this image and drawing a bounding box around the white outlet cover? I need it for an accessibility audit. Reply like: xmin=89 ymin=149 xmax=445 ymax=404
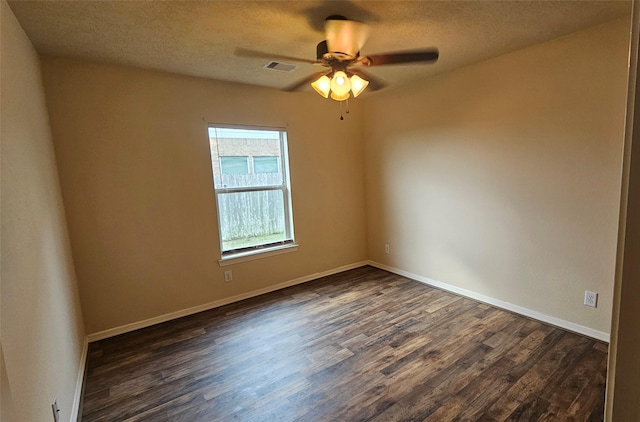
xmin=584 ymin=291 xmax=598 ymax=308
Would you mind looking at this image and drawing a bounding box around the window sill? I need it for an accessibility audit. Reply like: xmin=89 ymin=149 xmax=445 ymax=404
xmin=218 ymin=243 xmax=298 ymax=266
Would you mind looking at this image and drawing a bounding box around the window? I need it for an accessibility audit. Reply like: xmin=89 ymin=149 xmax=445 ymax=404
xmin=220 ymin=156 xmax=249 ymax=174
xmin=208 ymin=125 xmax=295 ymax=260
xmin=253 ymin=156 xmax=280 ymax=174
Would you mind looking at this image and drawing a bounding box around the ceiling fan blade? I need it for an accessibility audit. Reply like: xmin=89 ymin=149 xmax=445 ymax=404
xmin=235 ymin=48 xmax=320 ymax=65
xmin=363 ymin=49 xmax=439 ymax=66
xmin=324 ymin=16 xmax=370 ymax=57
xmin=283 ymin=70 xmax=329 ymax=92
xmin=349 ymin=69 xmax=387 ymax=92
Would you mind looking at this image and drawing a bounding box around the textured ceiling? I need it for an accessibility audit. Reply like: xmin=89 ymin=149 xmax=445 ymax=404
xmin=8 ymin=1 xmax=632 ymax=93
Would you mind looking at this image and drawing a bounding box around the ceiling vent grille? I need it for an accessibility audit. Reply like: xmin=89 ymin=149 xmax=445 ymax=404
xmin=264 ymin=61 xmax=298 ymax=72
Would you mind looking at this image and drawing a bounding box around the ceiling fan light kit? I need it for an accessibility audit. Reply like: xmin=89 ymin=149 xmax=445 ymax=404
xmin=312 ymin=71 xmax=370 ymax=100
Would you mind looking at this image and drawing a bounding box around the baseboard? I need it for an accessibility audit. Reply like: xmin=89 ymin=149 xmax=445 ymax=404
xmin=70 ymin=337 xmax=88 ymax=422
xmin=87 ymin=259 xmax=608 ymax=343
xmin=368 ymin=260 xmax=610 ymax=343
xmin=87 ymin=261 xmax=369 ymax=342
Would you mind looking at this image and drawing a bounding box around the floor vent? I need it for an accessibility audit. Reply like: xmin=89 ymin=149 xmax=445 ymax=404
xmin=264 ymin=61 xmax=298 ymax=72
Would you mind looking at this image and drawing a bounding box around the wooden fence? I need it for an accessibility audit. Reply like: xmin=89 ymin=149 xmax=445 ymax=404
xmin=214 ymin=173 xmax=286 ymax=242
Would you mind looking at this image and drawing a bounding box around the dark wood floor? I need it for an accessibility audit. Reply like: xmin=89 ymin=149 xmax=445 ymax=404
xmin=81 ymin=266 xmax=608 ymax=421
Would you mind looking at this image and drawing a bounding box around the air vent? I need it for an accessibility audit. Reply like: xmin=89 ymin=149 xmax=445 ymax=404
xmin=264 ymin=61 xmax=298 ymax=72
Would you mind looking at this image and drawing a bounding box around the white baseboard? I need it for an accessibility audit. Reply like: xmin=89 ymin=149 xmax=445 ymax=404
xmin=87 ymin=259 xmax=609 ymax=343
xmin=368 ymin=261 xmax=610 ymax=343
xmin=70 ymin=337 xmax=88 ymax=422
xmin=87 ymin=261 xmax=369 ymax=342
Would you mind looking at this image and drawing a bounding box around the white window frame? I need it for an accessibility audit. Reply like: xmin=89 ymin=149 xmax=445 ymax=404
xmin=209 ymin=124 xmax=297 ymax=265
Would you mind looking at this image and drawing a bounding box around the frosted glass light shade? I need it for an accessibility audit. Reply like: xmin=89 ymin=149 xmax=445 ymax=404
xmin=311 ymin=75 xmax=331 ymax=98
xmin=330 ymin=71 xmax=351 ymax=96
xmin=330 ymin=91 xmax=350 ymax=101
xmin=350 ymin=74 xmax=369 ymax=97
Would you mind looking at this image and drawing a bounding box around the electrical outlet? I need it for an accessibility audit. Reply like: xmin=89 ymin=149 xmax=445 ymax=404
xmin=384 ymin=244 xmax=390 ymax=254
xmin=224 ymin=270 xmax=233 ymax=282
xmin=51 ymin=400 xmax=60 ymax=422
xmin=584 ymin=291 xmax=598 ymax=308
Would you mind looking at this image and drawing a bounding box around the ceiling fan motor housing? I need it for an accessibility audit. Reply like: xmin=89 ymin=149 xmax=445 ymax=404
xmin=323 ymin=16 xmax=370 ymax=60
xmin=316 ymin=40 xmax=329 ymax=60
xmin=317 ymin=40 xmax=358 ymax=64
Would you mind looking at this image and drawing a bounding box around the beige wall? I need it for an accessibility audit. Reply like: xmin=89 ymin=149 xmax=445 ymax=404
xmin=38 ymin=18 xmax=629 ymax=339
xmin=1 ymin=2 xmax=86 ymax=421
xmin=363 ymin=18 xmax=629 ymax=335
xmin=40 ymin=57 xmax=368 ymax=334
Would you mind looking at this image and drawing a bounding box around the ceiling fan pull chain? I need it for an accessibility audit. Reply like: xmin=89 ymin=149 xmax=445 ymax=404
xmin=346 ymin=98 xmax=350 ymax=114
xmin=340 ymin=101 xmax=344 ymax=120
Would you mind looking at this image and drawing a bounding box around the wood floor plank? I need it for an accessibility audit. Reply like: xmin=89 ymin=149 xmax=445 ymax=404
xmin=81 ymin=266 xmax=608 ymax=421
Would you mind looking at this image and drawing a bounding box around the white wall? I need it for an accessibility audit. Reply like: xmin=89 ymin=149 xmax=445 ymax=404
xmin=40 ymin=57 xmax=368 ymax=335
xmin=1 ymin=1 xmax=86 ymax=421
xmin=363 ymin=18 xmax=630 ymax=337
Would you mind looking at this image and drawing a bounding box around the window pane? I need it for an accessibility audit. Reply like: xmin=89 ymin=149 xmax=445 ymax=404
xmin=220 ymin=156 xmax=248 ymax=175
xmin=254 ymin=156 xmax=280 ymax=174
xmin=209 ymin=127 xmax=283 ymax=188
xmin=217 ymin=190 xmax=288 ymax=251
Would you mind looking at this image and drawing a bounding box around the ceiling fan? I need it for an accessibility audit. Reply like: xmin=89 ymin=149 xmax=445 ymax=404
xmin=237 ymin=15 xmax=439 ymax=102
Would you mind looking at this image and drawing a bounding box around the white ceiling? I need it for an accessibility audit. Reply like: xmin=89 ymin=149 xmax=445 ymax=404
xmin=8 ymin=1 xmax=632 ymax=93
